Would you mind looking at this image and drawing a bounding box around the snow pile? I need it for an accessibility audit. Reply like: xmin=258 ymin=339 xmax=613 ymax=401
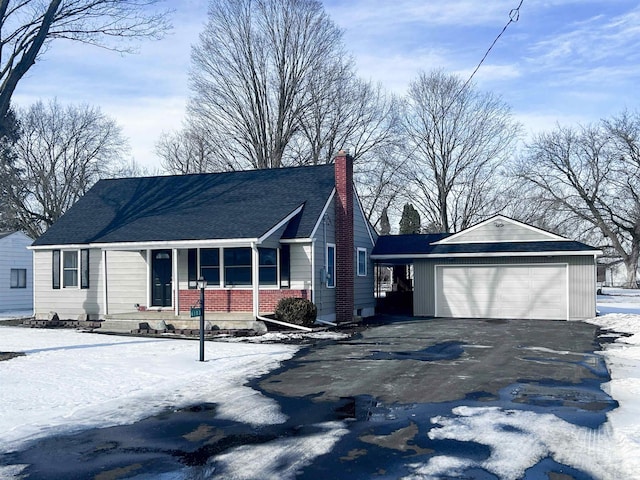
xmin=0 ymin=327 xmax=299 ymax=453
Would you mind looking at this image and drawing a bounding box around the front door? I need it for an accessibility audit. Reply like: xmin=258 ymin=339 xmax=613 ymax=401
xmin=152 ymin=250 xmax=172 ymax=307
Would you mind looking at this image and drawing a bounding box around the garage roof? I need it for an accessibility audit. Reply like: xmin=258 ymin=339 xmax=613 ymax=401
xmin=371 ymin=216 xmax=601 ymax=261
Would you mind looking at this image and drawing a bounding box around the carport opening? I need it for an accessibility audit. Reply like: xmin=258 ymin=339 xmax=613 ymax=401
xmin=375 ymin=262 xmax=414 ymax=315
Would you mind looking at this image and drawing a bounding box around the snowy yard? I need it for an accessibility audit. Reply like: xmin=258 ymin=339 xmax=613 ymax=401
xmin=1 ymin=290 xmax=640 ymax=479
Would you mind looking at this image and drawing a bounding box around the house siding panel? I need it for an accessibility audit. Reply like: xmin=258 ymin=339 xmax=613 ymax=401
xmin=0 ymin=232 xmax=33 ymax=311
xmin=353 ymin=192 xmax=376 ymax=315
xmin=289 ymin=244 xmax=312 ymax=290
xmin=106 ymin=250 xmax=147 ymax=314
xmin=414 ymin=255 xmax=596 ymax=320
xmin=33 ymin=249 xmax=104 ymax=319
xmin=313 ymin=198 xmax=336 ymax=321
xmin=441 ymin=221 xmax=555 ymax=243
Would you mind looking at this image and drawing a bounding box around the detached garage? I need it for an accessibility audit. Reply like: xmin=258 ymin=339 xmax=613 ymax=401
xmin=372 ymin=216 xmax=601 ymax=321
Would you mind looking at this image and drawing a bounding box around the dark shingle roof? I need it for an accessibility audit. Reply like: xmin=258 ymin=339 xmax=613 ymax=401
xmin=33 ymin=164 xmax=335 ymax=246
xmin=372 ymin=234 xmax=599 ymax=258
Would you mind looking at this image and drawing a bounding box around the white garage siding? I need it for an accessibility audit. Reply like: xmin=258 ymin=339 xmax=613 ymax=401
xmin=414 ymin=256 xmax=596 ymax=320
xmin=435 ymin=264 xmax=568 ymax=320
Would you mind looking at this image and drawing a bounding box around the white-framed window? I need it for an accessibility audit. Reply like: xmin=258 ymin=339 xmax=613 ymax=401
xmin=357 ymin=247 xmax=367 ymax=277
xmin=53 ymin=249 xmax=89 ymax=289
xmin=10 ymin=269 xmax=26 ymax=288
xmin=326 ymin=243 xmax=336 ymax=288
xmin=63 ymin=251 xmax=78 ymax=288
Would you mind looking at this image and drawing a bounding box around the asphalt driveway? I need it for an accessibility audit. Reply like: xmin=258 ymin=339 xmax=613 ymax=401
xmin=3 ymin=316 xmax=615 ymax=479
xmin=259 ymin=316 xmax=607 ymax=405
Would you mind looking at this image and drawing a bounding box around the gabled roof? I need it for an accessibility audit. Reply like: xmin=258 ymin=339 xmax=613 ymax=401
xmin=0 ymin=231 xmax=32 ymax=242
xmin=371 ymin=215 xmax=601 ymax=261
xmin=433 ymin=215 xmax=566 ymax=244
xmin=33 ymin=164 xmax=336 ymax=247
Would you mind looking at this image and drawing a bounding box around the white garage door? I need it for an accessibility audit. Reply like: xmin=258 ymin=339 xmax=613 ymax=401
xmin=435 ymin=264 xmax=568 ymax=320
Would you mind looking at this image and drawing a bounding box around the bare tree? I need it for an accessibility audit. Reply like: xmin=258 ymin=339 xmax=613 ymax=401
xmin=188 ymin=0 xmax=347 ymax=170
xmin=401 ymin=70 xmax=521 ymax=233
xmin=0 ymin=0 xmax=170 ymax=121
xmin=0 ymin=99 xmax=130 ymax=237
xmin=515 ymin=112 xmax=640 ymax=287
xmin=292 ymin=67 xmax=401 ymax=166
xmin=156 ymin=124 xmax=236 ymax=174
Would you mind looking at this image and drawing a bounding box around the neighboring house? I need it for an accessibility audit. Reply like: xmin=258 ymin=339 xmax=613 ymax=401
xmin=372 ymin=216 xmax=601 ymax=321
xmin=0 ymin=231 xmax=33 ymax=312
xmin=598 ymin=259 xmax=639 ymax=288
xmin=29 ymin=152 xmax=376 ymax=328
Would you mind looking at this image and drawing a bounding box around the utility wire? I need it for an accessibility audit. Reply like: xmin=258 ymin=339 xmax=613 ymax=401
xmin=452 ymin=0 xmax=524 ymax=104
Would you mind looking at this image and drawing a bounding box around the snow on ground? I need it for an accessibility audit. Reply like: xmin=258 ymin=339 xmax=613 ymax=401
xmin=2 ymin=289 xmax=640 ymax=479
xmin=0 ymin=327 xmax=299 ymax=454
xmin=403 ymin=288 xmax=640 ymax=480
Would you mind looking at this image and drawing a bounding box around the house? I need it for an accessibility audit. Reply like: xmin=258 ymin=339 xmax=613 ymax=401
xmin=0 ymin=231 xmax=33 ymax=312
xmin=597 ymin=259 xmax=639 ymax=288
xmin=372 ymin=216 xmax=601 ymax=321
xmin=29 ymin=152 xmax=377 ymax=329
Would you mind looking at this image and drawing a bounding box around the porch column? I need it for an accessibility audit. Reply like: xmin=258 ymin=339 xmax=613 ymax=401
xmin=102 ymin=250 xmax=108 ymax=315
xmin=252 ymin=242 xmax=259 ymax=317
xmin=173 ymin=248 xmax=179 ymax=315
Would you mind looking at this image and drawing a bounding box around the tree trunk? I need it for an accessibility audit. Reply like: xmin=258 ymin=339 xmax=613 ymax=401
xmin=623 ymin=247 xmax=639 ymax=288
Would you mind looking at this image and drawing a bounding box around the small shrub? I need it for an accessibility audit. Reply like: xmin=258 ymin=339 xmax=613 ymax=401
xmin=274 ymin=297 xmax=317 ymax=327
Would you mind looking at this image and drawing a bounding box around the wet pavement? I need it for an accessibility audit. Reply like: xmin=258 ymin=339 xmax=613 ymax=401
xmin=1 ymin=316 xmax=617 ymax=479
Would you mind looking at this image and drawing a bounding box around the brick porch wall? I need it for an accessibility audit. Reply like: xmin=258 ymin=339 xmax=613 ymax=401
xmin=179 ymin=289 xmax=309 ymax=313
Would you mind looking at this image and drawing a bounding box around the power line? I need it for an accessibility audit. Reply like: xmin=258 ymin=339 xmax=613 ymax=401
xmin=455 ymin=0 xmax=524 ymax=100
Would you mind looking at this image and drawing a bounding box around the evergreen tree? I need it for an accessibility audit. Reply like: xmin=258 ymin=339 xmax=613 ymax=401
xmin=399 ymin=203 xmax=421 ymax=234
xmin=379 ymin=207 xmax=391 ymax=235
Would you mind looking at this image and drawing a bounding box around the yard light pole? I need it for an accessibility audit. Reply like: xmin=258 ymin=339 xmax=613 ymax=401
xmin=197 ymin=276 xmax=207 ymax=361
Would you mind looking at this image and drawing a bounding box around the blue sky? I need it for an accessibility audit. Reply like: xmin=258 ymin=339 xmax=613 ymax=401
xmin=11 ymin=0 xmax=640 ymax=168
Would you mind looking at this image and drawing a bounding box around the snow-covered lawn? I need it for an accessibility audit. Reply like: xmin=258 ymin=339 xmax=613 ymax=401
xmin=1 ymin=289 xmax=639 ymax=479
xmin=0 ymin=328 xmax=299 ymax=455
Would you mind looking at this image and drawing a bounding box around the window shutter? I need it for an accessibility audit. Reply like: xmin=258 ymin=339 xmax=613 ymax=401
xmin=52 ymin=250 xmax=60 ymax=289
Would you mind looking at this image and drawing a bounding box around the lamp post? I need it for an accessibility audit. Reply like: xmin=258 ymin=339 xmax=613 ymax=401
xmin=197 ymin=276 xmax=207 ymax=361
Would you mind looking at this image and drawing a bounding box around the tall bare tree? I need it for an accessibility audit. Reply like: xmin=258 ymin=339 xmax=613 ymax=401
xmin=189 ymin=0 xmax=349 ymax=170
xmin=156 ymin=124 xmax=237 ymax=174
xmin=0 ymin=99 xmax=130 ymax=237
xmin=515 ymin=111 xmax=640 ymax=287
xmin=401 ymin=70 xmax=521 ymax=233
xmin=0 ymin=0 xmax=170 ymax=121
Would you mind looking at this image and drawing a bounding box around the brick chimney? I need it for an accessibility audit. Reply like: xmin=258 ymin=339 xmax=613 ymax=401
xmin=334 ymin=150 xmax=354 ymax=323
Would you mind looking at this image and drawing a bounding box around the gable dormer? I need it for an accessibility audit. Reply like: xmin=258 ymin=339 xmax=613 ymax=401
xmin=433 ymin=215 xmax=565 ymax=244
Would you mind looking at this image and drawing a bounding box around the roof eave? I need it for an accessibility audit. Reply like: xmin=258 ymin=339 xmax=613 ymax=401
xmin=371 ymin=250 xmax=603 ymax=260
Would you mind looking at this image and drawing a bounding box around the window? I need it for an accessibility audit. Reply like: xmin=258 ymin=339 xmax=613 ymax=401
xmin=52 ymin=250 xmax=60 ymax=289
xmin=187 ymin=248 xmax=197 ymax=288
xmin=357 ymin=248 xmax=367 ymax=277
xmin=200 ymin=248 xmax=220 ymax=285
xmin=10 ymin=269 xmax=26 ymax=288
xmin=63 ymin=251 xmax=78 ymax=288
xmin=326 ymin=243 xmax=336 ymax=288
xmin=224 ymin=247 xmax=251 ymax=286
xmin=259 ymin=248 xmax=277 ymax=286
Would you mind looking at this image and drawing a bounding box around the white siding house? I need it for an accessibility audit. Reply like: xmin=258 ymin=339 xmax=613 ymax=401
xmin=30 ymin=153 xmax=377 ymax=328
xmin=0 ymin=231 xmax=33 ymax=312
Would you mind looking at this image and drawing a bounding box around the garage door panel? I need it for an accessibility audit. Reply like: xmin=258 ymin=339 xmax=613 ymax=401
xmin=436 ymin=264 xmax=567 ymax=320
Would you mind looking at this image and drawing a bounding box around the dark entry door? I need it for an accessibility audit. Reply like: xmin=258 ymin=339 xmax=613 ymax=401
xmin=152 ymin=250 xmax=172 ymax=307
